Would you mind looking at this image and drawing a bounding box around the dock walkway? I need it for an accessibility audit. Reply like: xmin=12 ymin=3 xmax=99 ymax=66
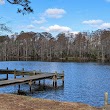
xmin=0 ymin=68 xmax=64 ymax=92
xmin=0 ymin=73 xmax=53 ymax=87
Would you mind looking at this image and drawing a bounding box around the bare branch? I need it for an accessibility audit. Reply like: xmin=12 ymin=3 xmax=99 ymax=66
xmin=0 ymin=24 xmax=12 ymax=33
xmin=7 ymin=0 xmax=33 ymax=15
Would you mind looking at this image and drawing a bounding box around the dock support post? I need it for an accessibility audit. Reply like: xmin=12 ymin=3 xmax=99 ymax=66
xmin=33 ymin=70 xmax=36 ymax=84
xmin=52 ymin=74 xmax=55 ymax=87
xmin=38 ymin=70 xmax=41 ymax=85
xmin=52 ymin=72 xmax=57 ymax=87
xmin=53 ymin=79 xmax=55 ymax=87
xmin=104 ymin=92 xmax=108 ymax=106
xmin=22 ymin=68 xmax=24 ymax=77
xmin=30 ymin=85 xmax=32 ymax=92
xmin=39 ymin=80 xmax=41 ymax=85
xmin=14 ymin=69 xmax=16 ymax=79
xmin=54 ymin=71 xmax=57 ymax=88
xmin=33 ymin=70 xmax=36 ymax=75
xmin=18 ymin=84 xmax=20 ymax=92
xmin=62 ymin=71 xmax=64 ymax=86
xmin=29 ymin=80 xmax=32 ymax=93
xmin=6 ymin=67 xmax=8 ymax=80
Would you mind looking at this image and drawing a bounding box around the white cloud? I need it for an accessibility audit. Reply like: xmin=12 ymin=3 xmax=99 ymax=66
xmin=82 ymin=20 xmax=103 ymax=25
xmin=26 ymin=25 xmax=35 ymax=29
xmin=40 ymin=24 xmax=72 ymax=32
xmin=32 ymin=17 xmax=47 ymax=24
xmin=43 ymin=8 xmax=66 ymax=18
xmin=40 ymin=26 xmax=46 ymax=30
xmin=19 ymin=25 xmax=35 ymax=29
xmin=0 ymin=0 xmax=5 ymax=5
xmin=100 ymin=23 xmax=110 ymax=29
xmin=82 ymin=19 xmax=110 ymax=29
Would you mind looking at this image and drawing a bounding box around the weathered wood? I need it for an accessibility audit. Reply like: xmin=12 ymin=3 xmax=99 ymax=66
xmin=0 ymin=74 xmax=54 ymax=87
xmin=103 ymin=92 xmax=110 ymax=110
xmin=6 ymin=67 xmax=8 ymax=80
xmin=62 ymin=71 xmax=64 ymax=86
xmin=53 ymin=80 xmax=54 ymax=87
xmin=52 ymin=75 xmax=55 ymax=87
xmin=29 ymin=80 xmax=32 ymax=92
xmin=39 ymin=80 xmax=41 ymax=85
xmin=105 ymin=92 xmax=108 ymax=106
xmin=18 ymin=84 xmax=20 ymax=92
xmin=33 ymin=70 xmax=36 ymax=75
xmin=54 ymin=71 xmax=57 ymax=88
xmin=30 ymin=85 xmax=32 ymax=92
xmin=33 ymin=70 xmax=36 ymax=84
xmin=0 ymin=69 xmax=63 ymax=77
xmin=0 ymin=69 xmax=64 ymax=92
xmin=38 ymin=70 xmax=41 ymax=86
xmin=22 ymin=68 xmax=24 ymax=77
xmin=14 ymin=69 xmax=16 ymax=79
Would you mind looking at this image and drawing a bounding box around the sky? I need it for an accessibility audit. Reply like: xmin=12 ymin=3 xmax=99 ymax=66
xmin=1 ymin=0 xmax=110 ymax=37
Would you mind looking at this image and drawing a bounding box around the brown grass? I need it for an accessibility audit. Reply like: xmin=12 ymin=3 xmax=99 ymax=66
xmin=0 ymin=94 xmax=102 ymax=110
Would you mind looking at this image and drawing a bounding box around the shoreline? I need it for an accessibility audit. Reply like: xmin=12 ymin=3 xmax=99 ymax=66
xmin=0 ymin=94 xmax=102 ymax=110
xmin=0 ymin=59 xmax=110 ymax=63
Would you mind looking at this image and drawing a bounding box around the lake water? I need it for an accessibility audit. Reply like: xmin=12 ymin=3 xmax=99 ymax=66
xmin=0 ymin=61 xmax=110 ymax=107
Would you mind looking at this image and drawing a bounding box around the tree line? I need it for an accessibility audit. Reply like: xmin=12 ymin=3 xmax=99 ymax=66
xmin=0 ymin=29 xmax=110 ymax=62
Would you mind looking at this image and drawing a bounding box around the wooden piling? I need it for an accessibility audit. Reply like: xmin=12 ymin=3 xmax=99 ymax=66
xmin=53 ymin=79 xmax=55 ymax=87
xmin=52 ymin=74 xmax=55 ymax=87
xmin=33 ymin=70 xmax=36 ymax=84
xmin=6 ymin=67 xmax=8 ymax=80
xmin=104 ymin=92 xmax=108 ymax=106
xmin=29 ymin=80 xmax=32 ymax=92
xmin=33 ymin=70 xmax=36 ymax=75
xmin=18 ymin=84 xmax=20 ymax=92
xmin=30 ymin=85 xmax=32 ymax=92
xmin=14 ymin=69 xmax=16 ymax=79
xmin=55 ymin=71 xmax=57 ymax=88
xmin=0 ymin=69 xmax=64 ymax=91
xmin=39 ymin=80 xmax=41 ymax=85
xmin=62 ymin=71 xmax=64 ymax=86
xmin=38 ymin=70 xmax=41 ymax=85
xmin=22 ymin=68 xmax=24 ymax=77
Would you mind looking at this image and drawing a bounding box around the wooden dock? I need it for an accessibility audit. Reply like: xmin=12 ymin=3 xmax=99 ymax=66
xmin=0 ymin=68 xmax=64 ymax=92
xmin=0 ymin=74 xmax=54 ymax=87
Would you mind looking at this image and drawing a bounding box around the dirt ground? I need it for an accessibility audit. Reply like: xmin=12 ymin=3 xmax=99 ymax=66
xmin=0 ymin=94 xmax=102 ymax=110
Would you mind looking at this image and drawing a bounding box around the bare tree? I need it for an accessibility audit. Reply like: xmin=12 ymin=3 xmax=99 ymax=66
xmin=6 ymin=0 xmax=33 ymax=15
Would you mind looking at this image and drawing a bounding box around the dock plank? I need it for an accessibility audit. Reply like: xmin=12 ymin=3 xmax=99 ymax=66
xmin=0 ymin=73 xmax=53 ymax=87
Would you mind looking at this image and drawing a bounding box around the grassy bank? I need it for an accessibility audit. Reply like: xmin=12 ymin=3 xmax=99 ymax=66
xmin=0 ymin=94 xmax=102 ymax=110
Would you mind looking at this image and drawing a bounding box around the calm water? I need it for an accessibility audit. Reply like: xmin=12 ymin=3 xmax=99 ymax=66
xmin=0 ymin=61 xmax=110 ymax=107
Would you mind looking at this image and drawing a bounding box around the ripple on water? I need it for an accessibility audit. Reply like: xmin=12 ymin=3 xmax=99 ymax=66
xmin=0 ymin=61 xmax=110 ymax=107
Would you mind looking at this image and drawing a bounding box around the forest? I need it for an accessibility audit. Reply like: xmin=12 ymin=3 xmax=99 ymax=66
xmin=0 ymin=29 xmax=110 ymax=62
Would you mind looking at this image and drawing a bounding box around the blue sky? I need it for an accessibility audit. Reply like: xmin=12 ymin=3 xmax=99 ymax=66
xmin=1 ymin=0 xmax=110 ymax=36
